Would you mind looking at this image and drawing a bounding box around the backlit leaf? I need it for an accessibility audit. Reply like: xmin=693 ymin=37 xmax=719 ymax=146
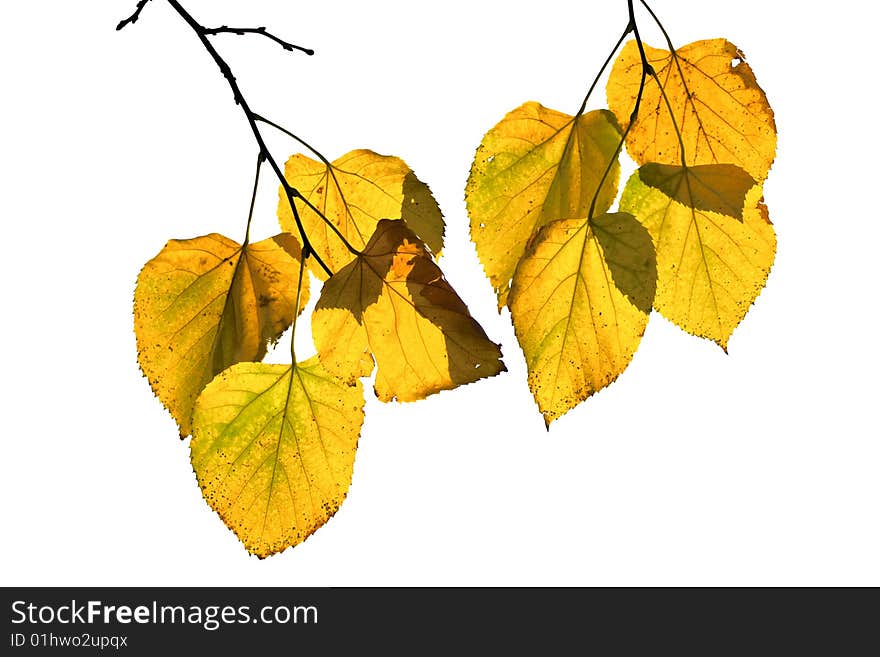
xmin=510 ymin=213 xmax=656 ymax=426
xmin=134 ymin=233 xmax=308 ymax=436
xmin=313 ymin=219 xmax=505 ymax=401
xmin=278 ymin=149 xmax=444 ymax=278
xmin=607 ymin=38 xmax=776 ymax=181
xmin=466 ymin=102 xmax=622 ymax=307
xmin=619 ymin=163 xmax=775 ymax=349
xmin=190 ymin=357 xmax=364 ymax=558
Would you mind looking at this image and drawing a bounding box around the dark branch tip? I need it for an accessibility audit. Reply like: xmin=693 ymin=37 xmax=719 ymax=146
xmin=116 ymin=0 xmax=151 ymax=32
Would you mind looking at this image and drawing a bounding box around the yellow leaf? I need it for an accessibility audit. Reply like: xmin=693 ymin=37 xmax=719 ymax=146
xmin=278 ymin=149 xmax=444 ymax=279
xmin=607 ymin=38 xmax=776 ymax=181
xmin=619 ymin=163 xmax=775 ymax=349
xmin=637 ymin=162 xmax=756 ymax=218
xmin=313 ymin=219 xmax=505 ymax=401
xmin=134 ymin=233 xmax=308 ymax=436
xmin=510 ymin=213 xmax=656 ymax=426
xmin=190 ymin=357 xmax=364 ymax=558
xmin=466 ymin=102 xmax=622 ymax=307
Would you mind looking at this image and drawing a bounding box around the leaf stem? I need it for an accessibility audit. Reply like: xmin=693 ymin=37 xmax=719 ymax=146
xmin=254 ymin=114 xmax=363 ymax=256
xmin=243 ymin=152 xmax=265 ymax=246
xmin=289 ymin=251 xmax=307 ymax=363
xmin=151 ymin=0 xmax=333 ymax=278
xmin=639 ymin=1 xmax=676 ymax=55
xmin=576 ymin=21 xmax=633 ymax=117
xmin=588 ymin=0 xmax=652 ymax=220
xmin=295 ymin=192 xmax=363 ymax=256
xmin=639 ymin=0 xmax=692 ymax=168
xmin=254 ymin=114 xmax=332 ymax=168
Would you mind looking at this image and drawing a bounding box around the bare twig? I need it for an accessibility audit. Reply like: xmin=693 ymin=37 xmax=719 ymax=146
xmin=203 ymin=26 xmax=314 ymax=56
xmin=587 ymin=0 xmax=652 ymax=221
xmin=116 ymin=0 xmax=152 ymax=31
xmin=160 ymin=0 xmax=334 ymax=276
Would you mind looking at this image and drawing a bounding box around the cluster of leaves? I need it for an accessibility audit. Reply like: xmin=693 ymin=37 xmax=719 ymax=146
xmin=130 ymin=1 xmax=503 ymax=557
xmin=128 ymin=0 xmax=779 ymax=557
xmin=466 ymin=0 xmax=776 ymax=426
xmin=136 ymin=153 xmax=504 ymax=559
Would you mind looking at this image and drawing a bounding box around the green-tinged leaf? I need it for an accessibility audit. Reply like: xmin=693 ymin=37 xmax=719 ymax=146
xmin=190 ymin=357 xmax=364 ymax=558
xmin=466 ymin=102 xmax=622 ymax=307
xmin=134 ymin=233 xmax=308 ymax=436
xmin=313 ymin=219 xmax=505 ymax=401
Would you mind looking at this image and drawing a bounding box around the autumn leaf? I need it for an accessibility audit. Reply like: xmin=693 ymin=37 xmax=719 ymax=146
xmin=312 ymin=219 xmax=505 ymax=401
xmin=636 ymin=162 xmax=757 ymax=218
xmin=278 ymin=149 xmax=444 ymax=278
xmin=509 ymin=213 xmax=656 ymax=426
xmin=466 ymin=102 xmax=622 ymax=307
xmin=134 ymin=233 xmax=308 ymax=436
xmin=607 ymin=38 xmax=776 ymax=181
xmin=190 ymin=357 xmax=364 ymax=558
xmin=619 ymin=163 xmax=775 ymax=349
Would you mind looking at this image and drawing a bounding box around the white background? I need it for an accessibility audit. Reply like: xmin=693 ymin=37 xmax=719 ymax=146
xmin=1 ymin=0 xmax=877 ymax=586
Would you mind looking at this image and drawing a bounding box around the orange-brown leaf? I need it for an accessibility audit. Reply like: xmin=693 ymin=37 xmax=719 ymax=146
xmin=312 ymin=219 xmax=505 ymax=401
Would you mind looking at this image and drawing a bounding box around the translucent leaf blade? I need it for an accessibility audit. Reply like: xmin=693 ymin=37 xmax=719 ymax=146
xmin=607 ymin=38 xmax=777 ymax=181
xmin=278 ymin=149 xmax=444 ymax=279
xmin=620 ymin=164 xmax=776 ymax=349
xmin=134 ymin=233 xmax=308 ymax=436
xmin=190 ymin=358 xmax=364 ymax=558
xmin=509 ymin=213 xmax=656 ymax=425
xmin=466 ymin=102 xmax=622 ymax=307
xmin=313 ymin=219 xmax=505 ymax=401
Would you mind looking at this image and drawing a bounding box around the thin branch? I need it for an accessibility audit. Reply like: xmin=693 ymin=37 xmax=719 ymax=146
xmin=203 ymin=26 xmax=314 ymax=56
xmin=254 ymin=114 xmax=363 ymax=256
xmin=627 ymin=0 xmax=655 ymax=118
xmin=162 ymin=0 xmax=333 ymax=277
xmin=587 ymin=0 xmax=652 ymax=221
xmin=292 ymin=189 xmax=362 ymax=256
xmin=640 ymin=0 xmax=703 ymax=168
xmin=116 ymin=0 xmax=152 ymax=31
